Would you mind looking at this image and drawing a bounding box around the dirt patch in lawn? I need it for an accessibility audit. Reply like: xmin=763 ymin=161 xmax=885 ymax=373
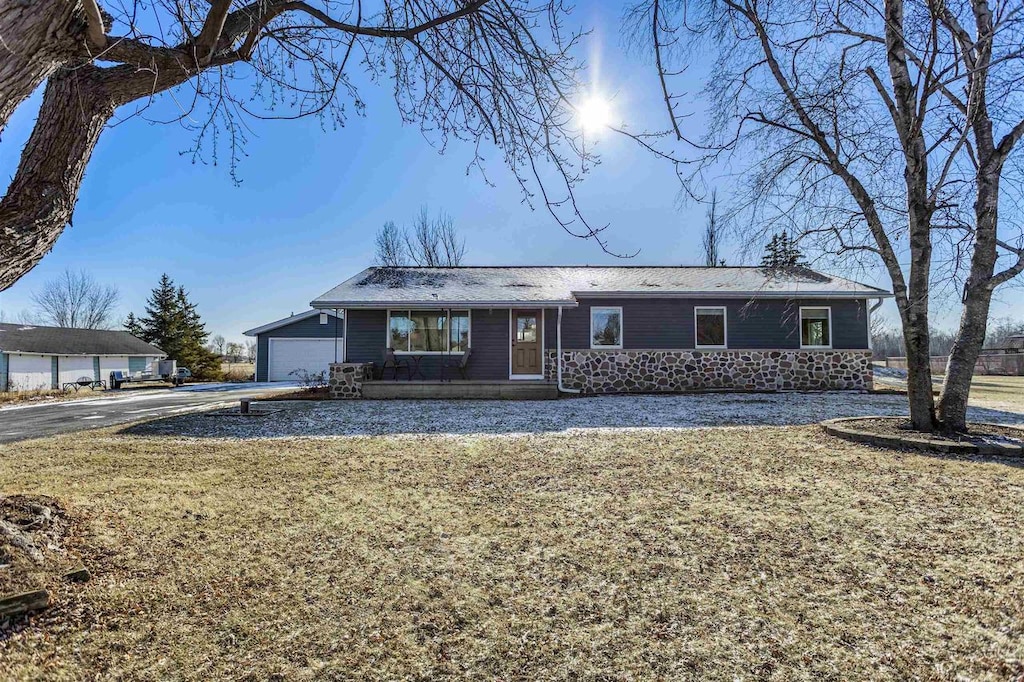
xmin=254 ymin=386 xmax=329 ymax=401
xmin=1 ymin=427 xmax=1023 ymax=679
xmin=0 ymin=494 xmax=91 ymax=635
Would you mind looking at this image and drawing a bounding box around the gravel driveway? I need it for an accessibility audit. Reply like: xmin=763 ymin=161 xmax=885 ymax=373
xmin=125 ymin=391 xmax=1024 ymax=439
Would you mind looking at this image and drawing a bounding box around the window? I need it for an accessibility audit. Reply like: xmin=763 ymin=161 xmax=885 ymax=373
xmin=388 ymin=310 xmax=470 ymax=353
xmin=319 ymin=312 xmax=329 ymax=325
xmin=800 ymin=307 xmax=831 ymax=348
xmin=590 ymin=307 xmax=622 ymax=348
xmin=695 ymin=307 xmax=727 ymax=348
xmin=516 ymin=315 xmax=537 ymax=342
xmin=450 ymin=311 xmax=470 ymax=352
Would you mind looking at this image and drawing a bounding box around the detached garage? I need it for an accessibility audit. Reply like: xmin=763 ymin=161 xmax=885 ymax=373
xmin=244 ymin=310 xmax=343 ymax=382
xmin=0 ymin=323 xmax=164 ymax=392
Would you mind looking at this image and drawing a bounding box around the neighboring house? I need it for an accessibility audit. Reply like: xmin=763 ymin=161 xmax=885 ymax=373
xmin=0 ymin=323 xmax=164 ymax=392
xmin=305 ymin=266 xmax=892 ymax=398
xmin=243 ymin=310 xmax=343 ymax=382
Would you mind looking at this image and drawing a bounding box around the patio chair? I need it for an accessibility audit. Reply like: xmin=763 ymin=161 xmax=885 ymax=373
xmin=379 ymin=347 xmax=410 ymax=380
xmin=441 ymin=347 xmax=472 ymax=381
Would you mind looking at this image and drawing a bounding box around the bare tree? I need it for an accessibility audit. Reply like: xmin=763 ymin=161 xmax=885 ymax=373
xmin=374 ymin=207 xmax=467 ymax=266
xmin=374 ymin=221 xmax=407 ymax=268
xmin=405 ymin=208 xmax=466 ymax=266
xmin=210 ymin=335 xmax=227 ymax=356
xmin=631 ymin=0 xmax=1024 ymax=432
xmin=30 ymin=269 xmax=120 ymax=329
xmin=701 ymin=189 xmax=725 ymax=266
xmin=244 ymin=339 xmax=257 ymax=363
xmin=0 ymin=0 xmax=614 ymax=291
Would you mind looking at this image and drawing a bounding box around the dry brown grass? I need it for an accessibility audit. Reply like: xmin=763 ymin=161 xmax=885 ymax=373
xmin=220 ymin=362 xmax=255 ymax=382
xmin=0 ymin=387 xmax=107 ymax=407
xmin=1 ymin=426 xmax=1022 ymax=680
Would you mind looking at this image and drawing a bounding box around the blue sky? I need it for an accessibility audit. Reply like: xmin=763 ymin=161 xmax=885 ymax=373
xmin=0 ymin=2 xmax=1020 ymax=342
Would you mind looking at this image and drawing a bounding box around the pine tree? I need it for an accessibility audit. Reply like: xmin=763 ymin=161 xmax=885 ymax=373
xmin=760 ymin=231 xmax=807 ymax=269
xmin=123 ymin=312 xmax=144 ymax=338
xmin=134 ymin=274 xmax=222 ymax=380
xmin=138 ymin=274 xmax=181 ymax=353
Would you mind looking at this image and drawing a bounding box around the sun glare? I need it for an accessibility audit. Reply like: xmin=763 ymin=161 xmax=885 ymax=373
xmin=577 ymin=95 xmax=612 ymax=133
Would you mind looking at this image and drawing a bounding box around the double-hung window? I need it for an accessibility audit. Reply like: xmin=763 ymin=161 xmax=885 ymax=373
xmin=694 ymin=307 xmax=727 ymax=349
xmin=590 ymin=307 xmax=623 ymax=349
xmin=388 ymin=310 xmax=470 ymax=353
xmin=800 ymin=307 xmax=832 ymax=348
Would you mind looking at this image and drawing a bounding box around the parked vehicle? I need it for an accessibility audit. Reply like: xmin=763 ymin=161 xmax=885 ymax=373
xmin=110 ymin=360 xmax=184 ymax=389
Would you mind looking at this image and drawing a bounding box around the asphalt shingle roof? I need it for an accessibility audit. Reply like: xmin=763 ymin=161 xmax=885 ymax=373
xmin=0 ymin=323 xmax=165 ymax=356
xmin=311 ymin=266 xmax=891 ymax=308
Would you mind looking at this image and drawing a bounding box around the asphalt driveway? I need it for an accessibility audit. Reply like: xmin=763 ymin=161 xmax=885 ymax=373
xmin=0 ymin=382 xmax=299 ymax=444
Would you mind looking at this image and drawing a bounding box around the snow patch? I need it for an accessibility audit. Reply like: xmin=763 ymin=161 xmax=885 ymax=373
xmin=128 ymin=391 xmax=1024 ymax=440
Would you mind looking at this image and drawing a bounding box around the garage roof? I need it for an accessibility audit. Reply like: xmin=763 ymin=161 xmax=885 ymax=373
xmin=0 ymin=323 xmax=165 ymax=356
xmin=311 ymin=266 xmax=892 ymax=308
xmin=242 ymin=309 xmax=342 ymax=336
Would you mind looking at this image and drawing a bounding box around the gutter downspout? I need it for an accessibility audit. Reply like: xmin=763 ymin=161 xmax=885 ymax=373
xmin=557 ymin=306 xmax=580 ymax=394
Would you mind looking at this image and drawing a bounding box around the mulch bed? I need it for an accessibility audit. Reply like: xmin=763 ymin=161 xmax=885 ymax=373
xmin=256 ymin=387 xmax=329 ymax=401
xmin=823 ymin=416 xmax=1024 ymax=456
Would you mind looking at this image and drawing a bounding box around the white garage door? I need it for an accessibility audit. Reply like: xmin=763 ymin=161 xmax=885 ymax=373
xmin=268 ymin=338 xmax=341 ymax=382
xmin=8 ymin=354 xmax=52 ymax=391
xmin=58 ymin=356 xmax=95 ymax=386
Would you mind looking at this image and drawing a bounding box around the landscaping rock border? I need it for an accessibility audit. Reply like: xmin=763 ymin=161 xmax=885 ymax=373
xmin=822 ymin=416 xmax=1024 ymax=456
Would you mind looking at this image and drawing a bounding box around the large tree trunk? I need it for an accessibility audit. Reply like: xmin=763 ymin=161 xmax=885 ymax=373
xmin=938 ymin=169 xmax=1001 ymax=432
xmin=0 ymin=68 xmax=114 ymax=289
xmin=0 ymin=52 xmax=208 ymax=289
xmin=897 ymin=277 xmax=935 ymax=431
xmin=0 ymin=0 xmax=85 ymax=133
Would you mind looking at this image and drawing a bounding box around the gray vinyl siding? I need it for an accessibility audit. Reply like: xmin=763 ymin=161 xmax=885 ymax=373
xmin=548 ymin=297 xmax=868 ymax=350
xmin=345 ymin=308 xmax=509 ymax=380
xmin=344 ymin=310 xmax=387 ymax=365
xmin=255 ymin=314 xmax=345 ymax=381
xmin=340 ymin=298 xmax=868 ymax=383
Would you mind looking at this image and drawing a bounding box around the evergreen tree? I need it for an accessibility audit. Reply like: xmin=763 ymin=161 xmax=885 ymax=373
xmin=134 ymin=274 xmax=222 ymax=381
xmin=760 ymin=231 xmax=808 ymax=269
xmin=123 ymin=312 xmax=144 ymax=338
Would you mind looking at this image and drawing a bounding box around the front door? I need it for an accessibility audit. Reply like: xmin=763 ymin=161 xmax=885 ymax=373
xmin=511 ymin=310 xmax=542 ymax=376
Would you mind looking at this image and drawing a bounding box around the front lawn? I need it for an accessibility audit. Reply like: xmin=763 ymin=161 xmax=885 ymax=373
xmin=1 ymin=427 xmax=1022 ymax=679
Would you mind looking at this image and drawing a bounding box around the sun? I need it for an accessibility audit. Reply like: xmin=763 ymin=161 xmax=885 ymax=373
xmin=577 ymin=94 xmax=612 ymax=133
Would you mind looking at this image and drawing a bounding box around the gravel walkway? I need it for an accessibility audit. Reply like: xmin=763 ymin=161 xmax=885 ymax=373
xmin=125 ymin=391 xmax=1024 ymax=439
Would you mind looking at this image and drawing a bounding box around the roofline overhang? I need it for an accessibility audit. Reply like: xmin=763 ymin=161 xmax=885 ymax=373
xmin=0 ymin=350 xmax=166 ymax=357
xmin=243 ymin=309 xmax=342 ymax=336
xmin=309 ymin=300 xmax=580 ymax=309
xmin=570 ymin=290 xmax=894 ymax=299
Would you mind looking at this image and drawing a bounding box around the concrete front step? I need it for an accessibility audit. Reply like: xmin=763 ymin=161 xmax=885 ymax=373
xmin=362 ymin=380 xmax=559 ymax=400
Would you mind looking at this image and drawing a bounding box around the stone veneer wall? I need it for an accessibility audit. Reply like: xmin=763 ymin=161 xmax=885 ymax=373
xmin=329 ymin=362 xmax=372 ymax=399
xmin=545 ymin=349 xmax=872 ymax=393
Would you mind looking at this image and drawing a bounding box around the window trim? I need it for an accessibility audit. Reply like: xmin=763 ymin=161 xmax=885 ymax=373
xmin=694 ymin=306 xmax=728 ymax=349
xmin=799 ymin=306 xmax=833 ymax=349
xmin=385 ymin=309 xmax=471 ymax=355
xmin=589 ymin=306 xmax=624 ymax=349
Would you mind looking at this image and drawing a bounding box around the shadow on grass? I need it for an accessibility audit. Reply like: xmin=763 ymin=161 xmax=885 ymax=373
xmin=118 ymin=392 xmax=1024 ymax=441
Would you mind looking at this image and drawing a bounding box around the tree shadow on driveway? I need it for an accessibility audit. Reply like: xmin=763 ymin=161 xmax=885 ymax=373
xmin=119 ymin=392 xmax=1024 ymax=440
